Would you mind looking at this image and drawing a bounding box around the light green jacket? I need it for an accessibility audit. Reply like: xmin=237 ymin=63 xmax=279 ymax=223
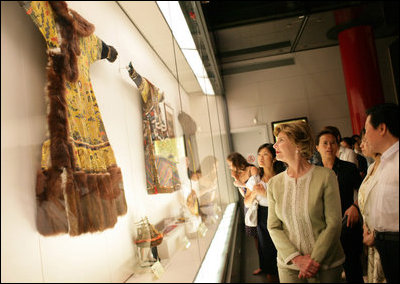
xmin=267 ymin=165 xmax=345 ymax=270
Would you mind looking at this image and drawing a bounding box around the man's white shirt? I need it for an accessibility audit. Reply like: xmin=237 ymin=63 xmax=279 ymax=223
xmin=371 ymin=141 xmax=399 ymax=232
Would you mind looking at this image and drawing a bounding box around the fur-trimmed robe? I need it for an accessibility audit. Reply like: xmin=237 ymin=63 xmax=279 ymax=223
xmin=18 ymin=1 xmax=127 ymax=236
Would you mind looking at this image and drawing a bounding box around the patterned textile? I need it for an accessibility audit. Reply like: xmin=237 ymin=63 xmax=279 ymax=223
xmin=282 ymin=167 xmax=315 ymax=256
xmin=145 ymin=156 xmax=180 ymax=191
xmin=367 ymin=246 xmax=386 ymax=283
xmin=130 ymin=70 xmax=181 ymax=194
xmin=139 ymin=79 xmax=168 ymax=141
xmin=20 ymin=1 xmax=127 ymax=236
xmin=358 ymin=162 xmax=386 ymax=283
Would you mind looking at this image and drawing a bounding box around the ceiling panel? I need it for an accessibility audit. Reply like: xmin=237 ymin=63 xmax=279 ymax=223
xmin=197 ymin=1 xmax=399 ymax=77
xmin=295 ymin=11 xmax=338 ymax=52
xmin=215 ymin=17 xmax=302 ymax=52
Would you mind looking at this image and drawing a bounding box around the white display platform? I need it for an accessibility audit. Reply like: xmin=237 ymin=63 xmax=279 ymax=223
xmin=157 ymin=222 xmax=186 ymax=260
xmin=126 ymin=221 xmax=218 ymax=283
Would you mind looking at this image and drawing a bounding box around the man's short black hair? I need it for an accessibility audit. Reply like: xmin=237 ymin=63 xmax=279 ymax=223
xmin=315 ymin=129 xmax=339 ymax=145
xmin=322 ymin=125 xmax=341 ymax=141
xmin=366 ymin=103 xmax=399 ymax=138
xmin=341 ymin=137 xmax=354 ymax=148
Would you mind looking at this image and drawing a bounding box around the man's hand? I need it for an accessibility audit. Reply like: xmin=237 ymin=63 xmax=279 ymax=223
xmin=344 ymin=205 xmax=359 ymax=228
xmin=363 ymin=224 xmax=375 ymax=246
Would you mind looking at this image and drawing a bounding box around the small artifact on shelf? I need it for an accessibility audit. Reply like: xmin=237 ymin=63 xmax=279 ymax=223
xmin=134 ymin=217 xmax=163 ymax=248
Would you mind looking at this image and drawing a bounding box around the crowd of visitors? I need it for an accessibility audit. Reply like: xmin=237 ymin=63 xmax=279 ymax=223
xmin=227 ymin=103 xmax=398 ymax=283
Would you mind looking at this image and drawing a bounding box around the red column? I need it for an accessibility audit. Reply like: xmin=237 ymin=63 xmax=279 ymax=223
xmin=335 ymin=8 xmax=384 ymax=135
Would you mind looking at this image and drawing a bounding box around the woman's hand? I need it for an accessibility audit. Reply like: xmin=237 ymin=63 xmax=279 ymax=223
xmin=344 ymin=205 xmax=359 ymax=228
xmin=233 ymin=180 xmax=245 ymax=188
xmin=253 ymin=183 xmax=266 ymax=196
xmin=292 ymin=255 xmax=320 ymax=278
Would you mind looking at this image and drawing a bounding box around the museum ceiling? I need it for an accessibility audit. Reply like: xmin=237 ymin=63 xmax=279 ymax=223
xmin=195 ymin=1 xmax=399 ymax=76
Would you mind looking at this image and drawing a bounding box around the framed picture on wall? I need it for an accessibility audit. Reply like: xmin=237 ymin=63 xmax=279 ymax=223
xmin=165 ymin=103 xmax=175 ymax=138
xmin=271 ymin=117 xmax=308 ymax=142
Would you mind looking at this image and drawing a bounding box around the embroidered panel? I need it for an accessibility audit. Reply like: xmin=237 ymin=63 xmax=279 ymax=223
xmin=136 ymin=77 xmax=181 ymax=194
xmin=282 ymin=172 xmax=315 ymax=255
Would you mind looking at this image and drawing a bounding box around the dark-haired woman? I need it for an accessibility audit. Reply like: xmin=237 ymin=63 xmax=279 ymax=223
xmin=245 ymin=144 xmax=285 ymax=282
xmin=226 ymin=152 xmax=260 ymax=274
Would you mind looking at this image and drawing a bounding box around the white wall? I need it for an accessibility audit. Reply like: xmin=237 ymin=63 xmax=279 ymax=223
xmin=225 ymin=41 xmax=398 ymax=147
xmin=226 ymin=46 xmax=354 ymax=143
xmin=1 ymin=1 xmax=210 ymax=282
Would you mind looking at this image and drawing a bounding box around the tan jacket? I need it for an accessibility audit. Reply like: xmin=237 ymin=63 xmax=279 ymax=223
xmin=267 ymin=165 xmax=345 ymax=270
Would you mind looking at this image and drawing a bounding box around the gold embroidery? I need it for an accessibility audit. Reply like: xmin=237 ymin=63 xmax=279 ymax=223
xmin=26 ymin=2 xmax=118 ymax=173
xmin=27 ymin=1 xmax=60 ymax=48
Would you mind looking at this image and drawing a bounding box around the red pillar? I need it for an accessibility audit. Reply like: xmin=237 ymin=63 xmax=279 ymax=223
xmin=334 ymin=8 xmax=385 ymax=135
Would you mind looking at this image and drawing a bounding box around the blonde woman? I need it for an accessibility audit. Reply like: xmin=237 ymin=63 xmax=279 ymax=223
xmin=267 ymin=121 xmax=344 ymax=282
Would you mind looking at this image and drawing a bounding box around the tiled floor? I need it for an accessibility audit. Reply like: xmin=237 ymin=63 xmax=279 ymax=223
xmin=236 ymin=198 xmax=274 ymax=283
xmin=240 ymin=231 xmax=272 ymax=283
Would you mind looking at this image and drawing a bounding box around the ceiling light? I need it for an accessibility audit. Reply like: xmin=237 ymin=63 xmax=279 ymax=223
xmin=157 ymin=1 xmax=215 ymax=95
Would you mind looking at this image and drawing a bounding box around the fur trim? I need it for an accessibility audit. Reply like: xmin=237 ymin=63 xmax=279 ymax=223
xmin=35 ymin=1 xmax=127 ymax=237
xmin=48 ymin=1 xmax=95 ymax=82
xmin=69 ymin=9 xmax=95 ymax=37
xmin=86 ymin=174 xmax=105 ymax=232
xmin=48 ymin=1 xmax=78 ymax=82
xmin=46 ymin=52 xmax=71 ymax=169
xmin=64 ymin=168 xmax=82 ymax=236
xmin=37 ymin=167 xmax=127 ymax=236
xmin=109 ymin=166 xmax=128 ymax=215
xmin=36 ymin=168 xmax=68 ymax=236
xmin=73 ymin=171 xmax=90 ymax=233
xmin=97 ymin=173 xmax=117 ymax=228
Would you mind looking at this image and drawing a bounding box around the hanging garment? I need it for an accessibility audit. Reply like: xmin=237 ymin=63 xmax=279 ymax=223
xmin=19 ymin=1 xmax=127 ymax=236
xmin=128 ymin=63 xmax=181 ymax=194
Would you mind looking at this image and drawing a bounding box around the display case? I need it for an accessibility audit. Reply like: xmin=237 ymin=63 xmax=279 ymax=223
xmin=124 ymin=2 xmax=237 ymax=279
xmin=1 ymin=1 xmax=238 ymax=283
